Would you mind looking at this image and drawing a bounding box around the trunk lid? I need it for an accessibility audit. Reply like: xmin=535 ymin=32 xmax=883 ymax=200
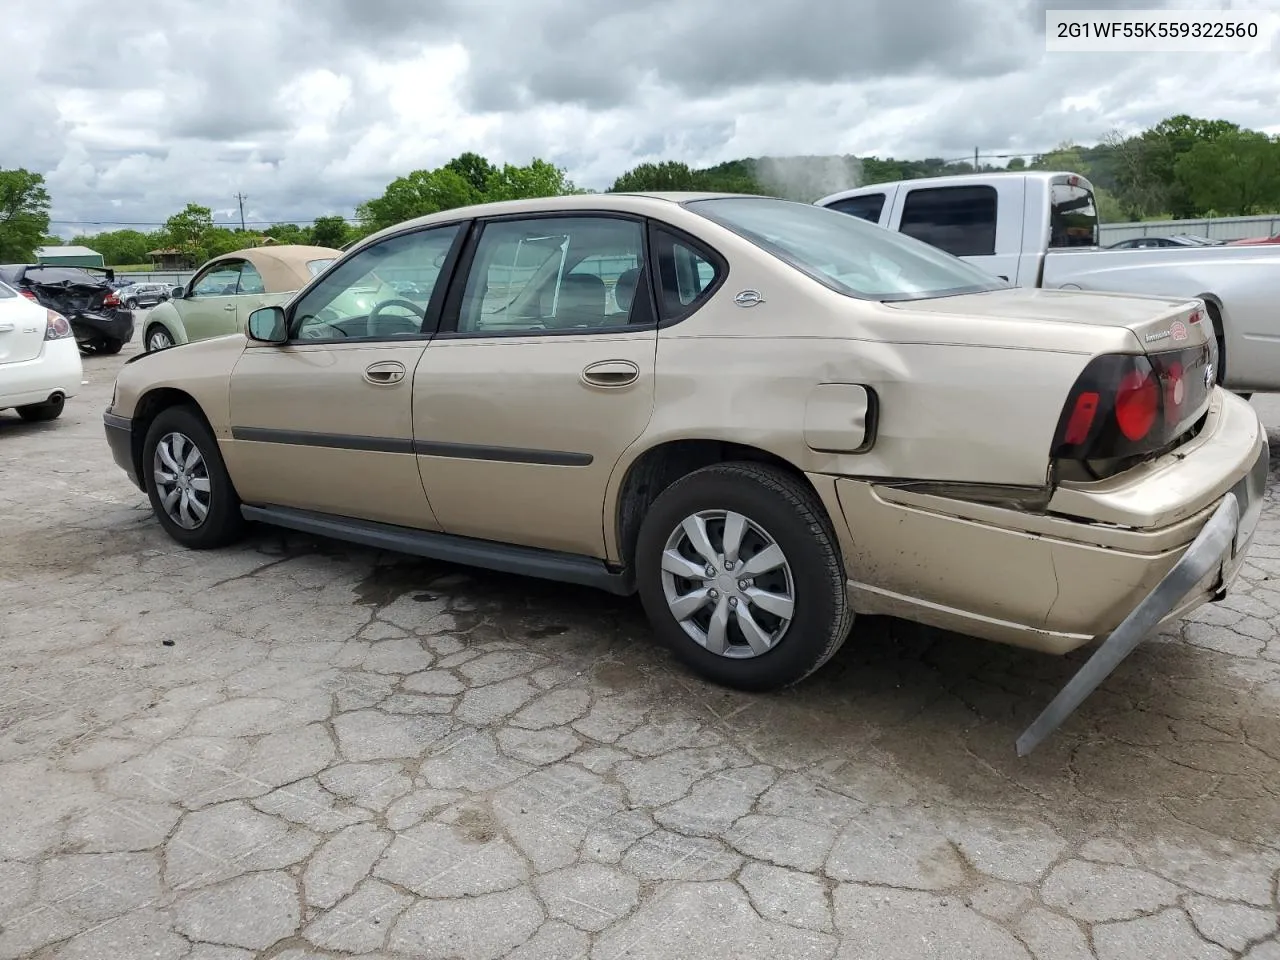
xmin=21 ymin=266 xmax=115 ymax=317
xmin=892 ymin=286 xmax=1211 ymax=355
xmin=0 ymin=290 xmax=49 ymax=366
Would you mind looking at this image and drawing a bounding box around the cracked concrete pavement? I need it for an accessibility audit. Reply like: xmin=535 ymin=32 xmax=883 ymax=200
xmin=2 ymin=333 xmax=1279 ymax=959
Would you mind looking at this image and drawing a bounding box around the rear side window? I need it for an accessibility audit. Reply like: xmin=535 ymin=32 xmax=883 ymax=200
xmin=828 ymin=193 xmax=886 ymax=224
xmin=0 ymin=281 xmax=14 ymax=299
xmin=651 ymin=228 xmax=722 ymax=321
xmin=1049 ymin=182 xmax=1099 ymax=248
xmin=899 ymin=185 xmax=998 ymax=257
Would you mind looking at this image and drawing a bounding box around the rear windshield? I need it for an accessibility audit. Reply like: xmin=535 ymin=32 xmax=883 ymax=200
xmin=685 ymin=196 xmax=1006 ymax=302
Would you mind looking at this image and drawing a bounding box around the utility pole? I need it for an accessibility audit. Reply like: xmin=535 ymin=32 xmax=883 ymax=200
xmin=235 ymin=193 xmax=247 ymax=232
xmin=974 ymin=146 xmax=980 ymax=172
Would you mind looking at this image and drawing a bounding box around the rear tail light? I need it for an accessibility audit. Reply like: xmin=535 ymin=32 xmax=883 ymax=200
xmin=103 ymin=291 xmax=121 ymax=307
xmin=19 ymin=290 xmax=37 ymax=301
xmin=45 ymin=310 xmax=72 ymax=340
xmin=1050 ymin=343 xmax=1214 ymax=462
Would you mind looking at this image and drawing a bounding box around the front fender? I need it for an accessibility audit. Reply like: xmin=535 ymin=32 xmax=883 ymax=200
xmin=142 ymin=301 xmax=189 ymax=345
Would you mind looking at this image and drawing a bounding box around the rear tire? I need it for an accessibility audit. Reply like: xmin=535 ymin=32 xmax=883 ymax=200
xmin=634 ymin=461 xmax=855 ymax=692
xmin=142 ymin=405 xmax=247 ymax=549
xmin=99 ymin=338 xmax=124 ymax=355
xmin=16 ymin=396 xmax=65 ymax=422
xmin=126 ymin=299 xmax=138 ymax=310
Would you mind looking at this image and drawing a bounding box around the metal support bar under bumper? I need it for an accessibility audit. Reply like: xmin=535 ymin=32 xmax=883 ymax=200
xmin=1016 ymin=491 xmax=1240 ymax=756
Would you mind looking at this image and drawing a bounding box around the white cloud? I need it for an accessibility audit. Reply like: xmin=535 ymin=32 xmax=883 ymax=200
xmin=2 ymin=0 xmax=1278 ymax=237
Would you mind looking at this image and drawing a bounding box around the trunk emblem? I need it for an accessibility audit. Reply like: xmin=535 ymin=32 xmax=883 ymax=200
xmin=1204 ymin=364 xmax=1215 ymax=389
xmin=1171 ymin=321 xmax=1187 ymax=341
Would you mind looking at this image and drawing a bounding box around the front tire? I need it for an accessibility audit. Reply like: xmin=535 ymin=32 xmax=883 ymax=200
xmin=635 ymin=462 xmax=854 ymax=691
xmin=16 ymin=396 xmax=65 ymax=422
xmin=126 ymin=299 xmax=138 ymax=310
xmin=142 ymin=405 xmax=246 ymax=549
xmin=146 ymin=324 xmax=174 ymax=352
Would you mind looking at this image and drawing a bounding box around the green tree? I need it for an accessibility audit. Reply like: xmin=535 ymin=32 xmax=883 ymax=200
xmin=484 ymin=158 xmax=580 ymax=202
xmin=310 ymin=215 xmax=352 ymax=249
xmin=356 ymin=167 xmax=476 ymax=233
xmin=161 ymin=203 xmax=214 ymax=264
xmin=1175 ymin=131 xmax=1280 ymax=216
xmin=610 ymin=161 xmax=700 ymax=192
xmin=70 ymin=229 xmax=154 ymax=266
xmin=445 ymin=152 xmax=498 ymax=195
xmin=262 ymin=223 xmax=310 ymax=245
xmin=0 ymin=168 xmax=52 ymax=262
xmin=1030 ymin=141 xmax=1089 ymax=174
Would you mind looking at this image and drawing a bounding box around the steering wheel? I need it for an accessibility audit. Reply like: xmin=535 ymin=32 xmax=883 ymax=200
xmin=367 ymin=299 xmax=423 ymax=338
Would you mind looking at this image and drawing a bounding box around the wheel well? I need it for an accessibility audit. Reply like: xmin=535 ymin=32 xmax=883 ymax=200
xmin=614 ymin=440 xmax=818 ymax=567
xmin=129 ymin=388 xmax=207 ymax=488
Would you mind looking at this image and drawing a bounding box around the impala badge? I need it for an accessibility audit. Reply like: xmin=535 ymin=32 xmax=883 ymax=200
xmin=734 ymin=289 xmax=765 ymax=308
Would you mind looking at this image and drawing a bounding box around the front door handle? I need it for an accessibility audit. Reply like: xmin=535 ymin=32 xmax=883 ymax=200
xmin=582 ymin=359 xmax=639 ymax=387
xmin=364 ymin=360 xmax=406 ymax=385
xmin=0 ymin=322 xmax=13 ymax=332
xmin=224 ymin=304 xmax=237 ymax=311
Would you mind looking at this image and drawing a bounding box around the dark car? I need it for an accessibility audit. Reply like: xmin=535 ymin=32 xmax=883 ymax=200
xmin=117 ymin=282 xmax=172 ymax=309
xmin=0 ymin=264 xmax=136 ymax=354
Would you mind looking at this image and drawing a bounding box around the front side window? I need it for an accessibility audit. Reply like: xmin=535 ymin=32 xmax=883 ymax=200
xmin=686 ymin=196 xmax=1004 ymax=302
xmin=1049 ymin=182 xmax=1099 ymax=249
xmin=307 ymin=258 xmax=334 ymax=277
xmin=456 ymin=217 xmax=650 ymax=334
xmin=191 ymin=262 xmax=243 ymax=297
xmin=237 ymin=262 xmax=266 ymax=295
xmin=290 ymin=224 xmax=461 ymax=342
xmin=828 ymin=193 xmax=886 ymax=223
xmin=899 ymin=185 xmax=998 ymax=257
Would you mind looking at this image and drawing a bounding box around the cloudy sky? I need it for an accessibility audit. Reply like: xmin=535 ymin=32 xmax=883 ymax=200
xmin=5 ymin=0 xmax=1279 ymax=236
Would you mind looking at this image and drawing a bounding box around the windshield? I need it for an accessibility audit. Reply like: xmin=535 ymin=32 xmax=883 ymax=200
xmin=685 ymin=197 xmax=1006 ymax=302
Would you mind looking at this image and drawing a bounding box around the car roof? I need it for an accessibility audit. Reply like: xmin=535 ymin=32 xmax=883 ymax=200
xmin=200 ymin=244 xmax=342 ymax=293
xmin=351 ymin=191 xmax=749 ymax=252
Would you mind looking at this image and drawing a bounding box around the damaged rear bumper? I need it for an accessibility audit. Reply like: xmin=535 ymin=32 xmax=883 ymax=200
xmin=811 ymin=388 xmax=1269 ymax=753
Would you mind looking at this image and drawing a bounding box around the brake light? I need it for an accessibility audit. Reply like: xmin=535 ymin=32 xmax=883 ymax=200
xmin=104 ymin=292 xmax=121 ymax=307
xmin=20 ymin=290 xmax=37 ymax=301
xmin=44 ymin=310 xmax=72 ymax=340
xmin=1050 ymin=343 xmax=1214 ymax=463
xmin=1114 ymin=368 xmax=1158 ymax=441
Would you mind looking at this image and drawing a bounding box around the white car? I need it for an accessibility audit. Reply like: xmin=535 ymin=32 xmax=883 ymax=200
xmin=0 ymin=280 xmax=83 ymax=421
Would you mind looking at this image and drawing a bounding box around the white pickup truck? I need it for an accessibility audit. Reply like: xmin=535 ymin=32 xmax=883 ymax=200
xmin=816 ymin=171 xmax=1280 ymax=397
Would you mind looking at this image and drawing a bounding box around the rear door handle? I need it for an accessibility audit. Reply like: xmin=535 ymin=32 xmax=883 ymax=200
xmin=0 ymin=323 xmax=13 ymax=332
xmin=224 ymin=304 xmax=237 ymax=311
xmin=582 ymin=359 xmax=639 ymax=387
xmin=364 ymin=360 xmax=406 ymax=384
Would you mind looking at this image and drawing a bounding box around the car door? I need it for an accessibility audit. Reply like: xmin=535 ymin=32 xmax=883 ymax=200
xmin=223 ymin=223 xmax=467 ymax=529
xmin=177 ymin=259 xmax=247 ymax=342
xmin=412 ymin=214 xmax=658 ymax=558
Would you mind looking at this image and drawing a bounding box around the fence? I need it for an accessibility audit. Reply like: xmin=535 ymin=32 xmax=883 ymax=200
xmin=1099 ymin=214 xmax=1279 ymax=244
xmin=116 ymin=271 xmax=195 ymax=287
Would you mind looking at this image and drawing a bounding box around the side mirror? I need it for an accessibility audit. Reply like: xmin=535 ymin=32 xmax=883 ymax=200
xmin=246 ymin=305 xmax=288 ymax=344
xmin=171 ymin=286 xmax=185 ymax=299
